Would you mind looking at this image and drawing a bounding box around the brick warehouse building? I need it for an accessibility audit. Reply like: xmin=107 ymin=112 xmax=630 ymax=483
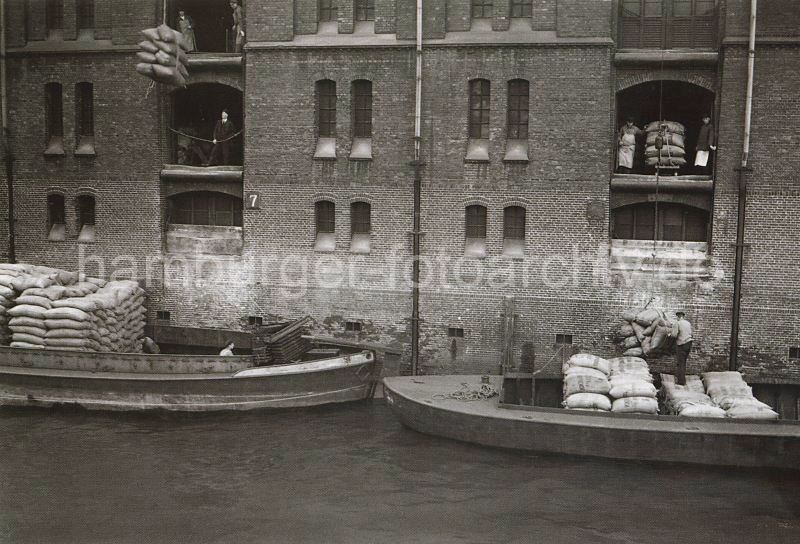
xmin=1 ymin=1 xmax=799 ymax=415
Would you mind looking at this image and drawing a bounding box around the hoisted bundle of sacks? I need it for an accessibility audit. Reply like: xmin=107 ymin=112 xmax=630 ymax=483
xmin=0 ymin=263 xmax=80 ymax=345
xmin=618 ymin=307 xmax=675 ymax=358
xmin=660 ymin=373 xmax=726 ymax=418
xmin=702 ymin=371 xmax=779 ymax=420
xmin=607 ymin=356 xmax=658 ymax=415
xmin=644 ymin=120 xmax=687 ymax=168
xmin=561 ymin=353 xmax=612 ymax=412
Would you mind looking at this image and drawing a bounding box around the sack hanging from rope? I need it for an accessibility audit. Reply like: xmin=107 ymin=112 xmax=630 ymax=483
xmin=646 ymin=131 xmax=685 ymax=148
xmin=645 ymin=145 xmax=686 ymax=158
xmin=646 ymin=156 xmax=687 ymax=167
xmin=645 ymin=120 xmax=685 ymax=135
xmin=136 ymin=24 xmax=190 ymax=88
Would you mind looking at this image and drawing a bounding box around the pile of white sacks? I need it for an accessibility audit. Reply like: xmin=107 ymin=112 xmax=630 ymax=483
xmin=660 ymin=374 xmax=726 ymax=417
xmin=702 ymin=371 xmax=779 ymax=420
xmin=562 ymin=354 xmax=658 ymax=414
xmin=0 ymin=263 xmax=146 ymax=353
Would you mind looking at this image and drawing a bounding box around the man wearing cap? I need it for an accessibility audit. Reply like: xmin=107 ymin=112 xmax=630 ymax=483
xmin=670 ymin=311 xmax=693 ymax=385
xmin=694 ymin=115 xmax=716 ymax=174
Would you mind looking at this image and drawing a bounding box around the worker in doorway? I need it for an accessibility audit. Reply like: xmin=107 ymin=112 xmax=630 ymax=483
xmin=230 ymin=1 xmax=245 ymax=53
xmin=617 ymin=117 xmax=642 ymax=174
xmin=670 ymin=312 xmax=693 ymax=386
xmin=694 ymin=115 xmax=716 ymax=174
xmin=177 ymin=10 xmax=197 ymax=52
xmin=207 ymin=109 xmax=236 ymax=166
xmin=219 ymin=341 xmax=235 ymax=356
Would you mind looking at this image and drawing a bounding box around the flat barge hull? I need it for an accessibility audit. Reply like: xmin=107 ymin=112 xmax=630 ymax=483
xmin=383 ymin=375 xmax=800 ymax=470
xmin=0 ymin=347 xmax=378 ymax=411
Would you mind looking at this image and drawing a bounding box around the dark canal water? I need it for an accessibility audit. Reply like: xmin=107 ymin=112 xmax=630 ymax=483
xmin=1 ymin=400 xmax=798 ymax=544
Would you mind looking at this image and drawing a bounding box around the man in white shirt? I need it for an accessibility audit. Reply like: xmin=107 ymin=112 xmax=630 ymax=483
xmin=671 ymin=312 xmax=693 ymax=385
xmin=219 ymin=341 xmax=235 ymax=356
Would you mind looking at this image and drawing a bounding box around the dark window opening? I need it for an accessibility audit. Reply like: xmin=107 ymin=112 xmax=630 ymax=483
xmin=45 ymin=82 xmax=63 ymax=152
xmin=620 ymin=0 xmax=717 ymax=49
xmin=352 ymin=80 xmax=372 ymax=138
xmin=169 ymin=0 xmax=235 ymax=53
xmin=78 ymin=0 xmax=94 ymax=30
xmin=157 ymin=311 xmax=171 ymax=321
xmin=75 ymin=82 xmax=94 ymax=152
xmin=168 ymin=191 xmax=243 ymax=227
xmin=172 ymin=83 xmax=243 ymax=166
xmin=350 ymin=202 xmax=370 ymax=235
xmin=507 ymin=80 xmax=529 ymax=139
xmin=316 ymin=80 xmax=337 ymax=138
xmin=616 ymin=81 xmax=715 ymax=175
xmin=466 ymin=205 xmax=487 ymax=239
xmin=790 ymin=347 xmax=800 ymax=359
xmin=315 ymin=201 xmax=336 ymax=234
xmin=355 ymin=0 xmax=374 ymax=21
xmin=76 ymin=195 xmax=95 ymax=228
xmin=47 ymin=194 xmax=66 ymax=241
xmin=472 ymin=0 xmax=493 ymax=18
xmin=510 ymin=0 xmax=532 ymax=17
xmin=248 ymin=316 xmax=263 ymax=326
xmin=345 ymin=321 xmax=362 ymax=332
xmin=612 ymin=203 xmax=708 ymax=242
xmin=319 ymin=0 xmax=338 ymax=22
xmin=448 ymin=327 xmax=464 ymax=338
xmin=469 ymin=79 xmax=490 ymax=139
xmin=46 ymin=0 xmax=63 ymax=34
xmin=503 ymin=206 xmax=526 ymax=240
xmin=556 ymin=334 xmax=573 ymax=345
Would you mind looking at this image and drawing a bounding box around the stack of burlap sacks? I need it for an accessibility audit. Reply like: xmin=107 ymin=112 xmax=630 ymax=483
xmin=644 ymin=120 xmax=687 ymax=168
xmin=701 ymin=371 xmax=779 ymax=420
xmin=561 ymin=354 xmax=659 ymax=415
xmin=618 ymin=307 xmax=675 ymax=358
xmin=0 ymin=264 xmax=80 ymax=344
xmin=660 ymin=374 xmax=726 ymax=417
xmin=607 ymin=357 xmax=658 ymax=415
xmin=0 ymin=263 xmax=146 ymax=353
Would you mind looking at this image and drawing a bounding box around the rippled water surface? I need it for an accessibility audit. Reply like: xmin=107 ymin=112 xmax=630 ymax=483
xmin=1 ymin=400 xmax=798 ymax=543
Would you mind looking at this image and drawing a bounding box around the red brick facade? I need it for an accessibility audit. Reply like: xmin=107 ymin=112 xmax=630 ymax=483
xmin=1 ymin=1 xmax=799 ymax=394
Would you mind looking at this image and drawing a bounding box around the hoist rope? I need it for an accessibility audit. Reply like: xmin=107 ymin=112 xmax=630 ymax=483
xmin=169 ymin=127 xmax=243 ymax=144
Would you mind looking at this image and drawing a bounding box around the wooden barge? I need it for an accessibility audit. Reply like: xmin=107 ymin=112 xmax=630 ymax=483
xmin=383 ymin=375 xmax=800 ymax=470
xmin=0 ymin=345 xmax=381 ymax=412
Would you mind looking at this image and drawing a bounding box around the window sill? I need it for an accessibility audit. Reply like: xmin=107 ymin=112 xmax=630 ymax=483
xmin=314 ymin=137 xmax=337 ymax=160
xmin=75 ymin=138 xmax=96 ymax=157
xmin=48 ymin=224 xmax=66 ymax=242
xmin=465 ymin=139 xmax=490 ymax=162
xmin=78 ymin=224 xmax=96 ymax=243
xmin=465 ymin=239 xmax=487 ymax=259
xmin=350 ymin=234 xmax=371 ymax=254
xmin=503 ymin=139 xmax=529 ymax=162
xmin=314 ymin=232 xmax=336 ymax=252
xmin=44 ymin=138 xmax=65 ymax=156
xmin=349 ymin=138 xmax=373 ymax=161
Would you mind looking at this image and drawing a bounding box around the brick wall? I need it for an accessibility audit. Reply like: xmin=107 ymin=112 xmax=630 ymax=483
xmin=556 ymin=0 xmax=613 ymax=38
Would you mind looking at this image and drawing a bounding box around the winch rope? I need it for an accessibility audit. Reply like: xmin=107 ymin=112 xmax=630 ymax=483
xmin=169 ymin=127 xmax=243 ymax=143
xmin=433 ymin=382 xmax=498 ymax=401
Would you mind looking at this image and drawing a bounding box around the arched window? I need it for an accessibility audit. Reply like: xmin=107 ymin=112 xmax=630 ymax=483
xmin=47 ymin=193 xmax=66 ymax=241
xmin=350 ymin=201 xmax=371 ymax=253
xmin=319 ymin=0 xmax=337 ymax=22
xmin=465 ymin=205 xmax=487 ymax=258
xmin=316 ymin=80 xmax=337 ymax=138
xmin=315 ymin=200 xmax=336 ymax=251
xmin=355 ymin=0 xmax=374 ymax=21
xmin=168 ymin=191 xmax=243 ymax=227
xmin=352 ymin=80 xmax=372 ymax=138
xmin=75 ymin=82 xmax=94 ymax=154
xmin=44 ymin=82 xmax=63 ymax=154
xmin=46 ymin=0 xmax=63 ymax=36
xmin=468 ymin=79 xmax=490 ymax=139
xmin=503 ymin=206 xmax=526 ymax=257
xmin=507 ymin=80 xmax=529 ymax=139
xmin=472 ymin=0 xmax=493 ymax=19
xmin=76 ymin=194 xmax=96 ymax=242
xmin=612 ymin=203 xmax=708 ymax=242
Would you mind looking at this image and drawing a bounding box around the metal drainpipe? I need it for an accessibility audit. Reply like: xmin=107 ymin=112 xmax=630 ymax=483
xmin=410 ymin=0 xmax=423 ymax=375
xmin=1 ymin=0 xmax=15 ymax=263
xmin=729 ymin=0 xmax=758 ymax=371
